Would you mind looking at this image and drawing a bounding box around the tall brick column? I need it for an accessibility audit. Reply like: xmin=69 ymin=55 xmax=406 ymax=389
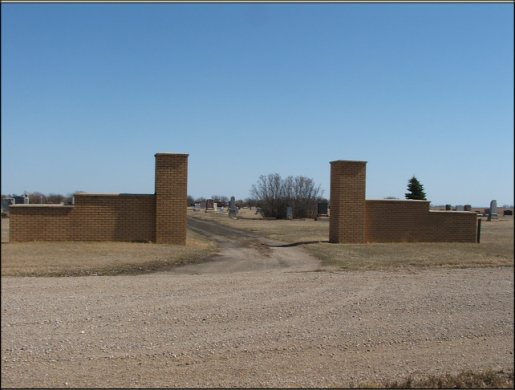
xmin=329 ymin=160 xmax=367 ymax=243
xmin=155 ymin=153 xmax=188 ymax=245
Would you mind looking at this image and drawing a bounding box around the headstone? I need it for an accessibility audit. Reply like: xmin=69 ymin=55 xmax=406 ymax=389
xmin=464 ymin=204 xmax=472 ymax=212
xmin=286 ymin=206 xmax=293 ymax=220
xmin=445 ymin=204 xmax=452 ymax=211
xmin=205 ymin=199 xmax=214 ymax=210
xmin=228 ymin=196 xmax=238 ymax=218
xmin=213 ymin=202 xmax=218 ymax=212
xmin=317 ymin=202 xmax=329 ymax=216
xmin=504 ymin=210 xmax=513 ymax=216
xmin=1 ymin=198 xmax=14 ymax=213
xmin=488 ymin=200 xmax=497 ymax=221
xmin=456 ymin=205 xmax=464 ymax=211
xmin=194 ymin=202 xmax=201 ymax=211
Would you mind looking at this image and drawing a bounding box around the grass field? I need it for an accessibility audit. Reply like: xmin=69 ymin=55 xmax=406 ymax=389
xmin=2 ymin=209 xmax=513 ymax=276
xmin=372 ymin=368 xmax=513 ymax=389
xmin=1 ymin=218 xmax=217 ymax=277
xmin=190 ymin=208 xmax=514 ymax=271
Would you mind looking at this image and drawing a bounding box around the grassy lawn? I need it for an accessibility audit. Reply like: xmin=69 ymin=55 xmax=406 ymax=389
xmin=189 ymin=209 xmax=514 ymax=271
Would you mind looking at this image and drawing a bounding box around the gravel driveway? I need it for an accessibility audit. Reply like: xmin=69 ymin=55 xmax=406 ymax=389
xmin=1 ymin=220 xmax=513 ymax=387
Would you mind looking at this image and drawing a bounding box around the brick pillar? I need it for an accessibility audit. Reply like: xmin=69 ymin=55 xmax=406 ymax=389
xmin=155 ymin=153 xmax=188 ymax=245
xmin=329 ymin=160 xmax=367 ymax=243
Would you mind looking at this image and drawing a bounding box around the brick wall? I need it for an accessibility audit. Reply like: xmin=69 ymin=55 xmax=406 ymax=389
xmin=9 ymin=152 xmax=188 ymax=244
xmin=365 ymin=200 xmax=477 ymax=243
xmin=71 ymin=194 xmax=155 ymax=241
xmin=9 ymin=205 xmax=74 ymax=241
xmin=10 ymin=194 xmax=155 ymax=242
xmin=155 ymin=153 xmax=188 ymax=245
xmin=329 ymin=160 xmax=478 ymax=243
xmin=329 ymin=160 xmax=367 ymax=243
xmin=426 ymin=210 xmax=478 ymax=242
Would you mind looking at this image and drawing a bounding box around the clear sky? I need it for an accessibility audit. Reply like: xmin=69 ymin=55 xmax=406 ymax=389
xmin=2 ymin=3 xmax=513 ymax=207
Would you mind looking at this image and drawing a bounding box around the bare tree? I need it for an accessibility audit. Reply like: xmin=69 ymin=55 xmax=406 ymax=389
xmin=46 ymin=193 xmax=65 ymax=204
xmin=27 ymin=192 xmax=45 ymax=204
xmin=244 ymin=198 xmax=258 ymax=208
xmin=187 ymin=195 xmax=195 ymax=207
xmin=290 ymin=176 xmax=322 ymax=218
xmin=250 ymin=173 xmax=322 ymax=219
xmin=250 ymin=174 xmax=286 ymax=218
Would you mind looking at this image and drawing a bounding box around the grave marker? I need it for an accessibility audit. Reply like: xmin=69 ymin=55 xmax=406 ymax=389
xmin=229 ymin=196 xmax=238 ymax=218
xmin=317 ymin=202 xmax=329 ymax=216
xmin=488 ymin=200 xmax=497 ymax=221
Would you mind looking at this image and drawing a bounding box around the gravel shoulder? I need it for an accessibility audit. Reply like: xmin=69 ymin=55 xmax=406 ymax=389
xmin=2 ymin=267 xmax=513 ymax=388
xmin=1 ymin=217 xmax=513 ymax=387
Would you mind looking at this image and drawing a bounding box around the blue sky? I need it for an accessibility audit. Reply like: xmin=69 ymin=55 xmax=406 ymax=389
xmin=2 ymin=3 xmax=513 ymax=207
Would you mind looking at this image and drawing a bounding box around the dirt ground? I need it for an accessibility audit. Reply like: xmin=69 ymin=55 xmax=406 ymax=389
xmin=1 ymin=216 xmax=514 ymax=387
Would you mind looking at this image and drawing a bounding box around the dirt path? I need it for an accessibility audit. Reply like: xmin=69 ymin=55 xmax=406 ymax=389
xmin=175 ymin=216 xmax=320 ymax=274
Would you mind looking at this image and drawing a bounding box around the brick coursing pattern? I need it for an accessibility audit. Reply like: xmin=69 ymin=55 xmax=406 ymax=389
xmin=9 ymin=153 xmax=188 ymax=244
xmin=329 ymin=161 xmax=367 ymax=243
xmin=365 ymin=200 xmax=477 ymax=243
xmin=8 ymin=155 xmax=478 ymax=244
xmin=10 ymin=195 xmax=156 ymax=242
xmin=330 ymin=160 xmax=478 ymax=243
xmin=155 ymin=153 xmax=188 ymax=245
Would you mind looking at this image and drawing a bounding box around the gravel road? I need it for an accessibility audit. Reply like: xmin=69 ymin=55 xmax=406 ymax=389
xmin=1 ymin=220 xmax=513 ymax=387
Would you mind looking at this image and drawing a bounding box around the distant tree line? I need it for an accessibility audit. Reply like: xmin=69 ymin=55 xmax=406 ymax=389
xmin=2 ymin=192 xmax=74 ymax=205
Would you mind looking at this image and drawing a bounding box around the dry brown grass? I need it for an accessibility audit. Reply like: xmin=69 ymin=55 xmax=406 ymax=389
xmin=1 ymin=218 xmax=217 ymax=277
xmin=189 ymin=209 xmax=514 ymax=270
xmin=3 ymin=211 xmax=513 ymax=276
xmin=189 ymin=208 xmax=328 ymax=242
xmin=377 ymin=368 xmax=513 ymax=389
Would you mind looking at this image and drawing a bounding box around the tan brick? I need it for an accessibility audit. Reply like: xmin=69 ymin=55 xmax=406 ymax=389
xmin=329 ymin=160 xmax=367 ymax=243
xmin=9 ymin=153 xmax=188 ymax=245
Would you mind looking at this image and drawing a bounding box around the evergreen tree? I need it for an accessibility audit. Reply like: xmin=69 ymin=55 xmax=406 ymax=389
xmin=405 ymin=176 xmax=427 ymax=200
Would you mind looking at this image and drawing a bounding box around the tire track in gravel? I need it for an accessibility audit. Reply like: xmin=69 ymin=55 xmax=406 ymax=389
xmin=173 ymin=217 xmax=320 ymax=274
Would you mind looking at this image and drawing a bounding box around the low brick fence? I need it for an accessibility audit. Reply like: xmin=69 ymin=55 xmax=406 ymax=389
xmin=365 ymin=200 xmax=477 ymax=243
xmin=330 ymin=160 xmax=478 ymax=243
xmin=9 ymin=153 xmax=188 ymax=244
